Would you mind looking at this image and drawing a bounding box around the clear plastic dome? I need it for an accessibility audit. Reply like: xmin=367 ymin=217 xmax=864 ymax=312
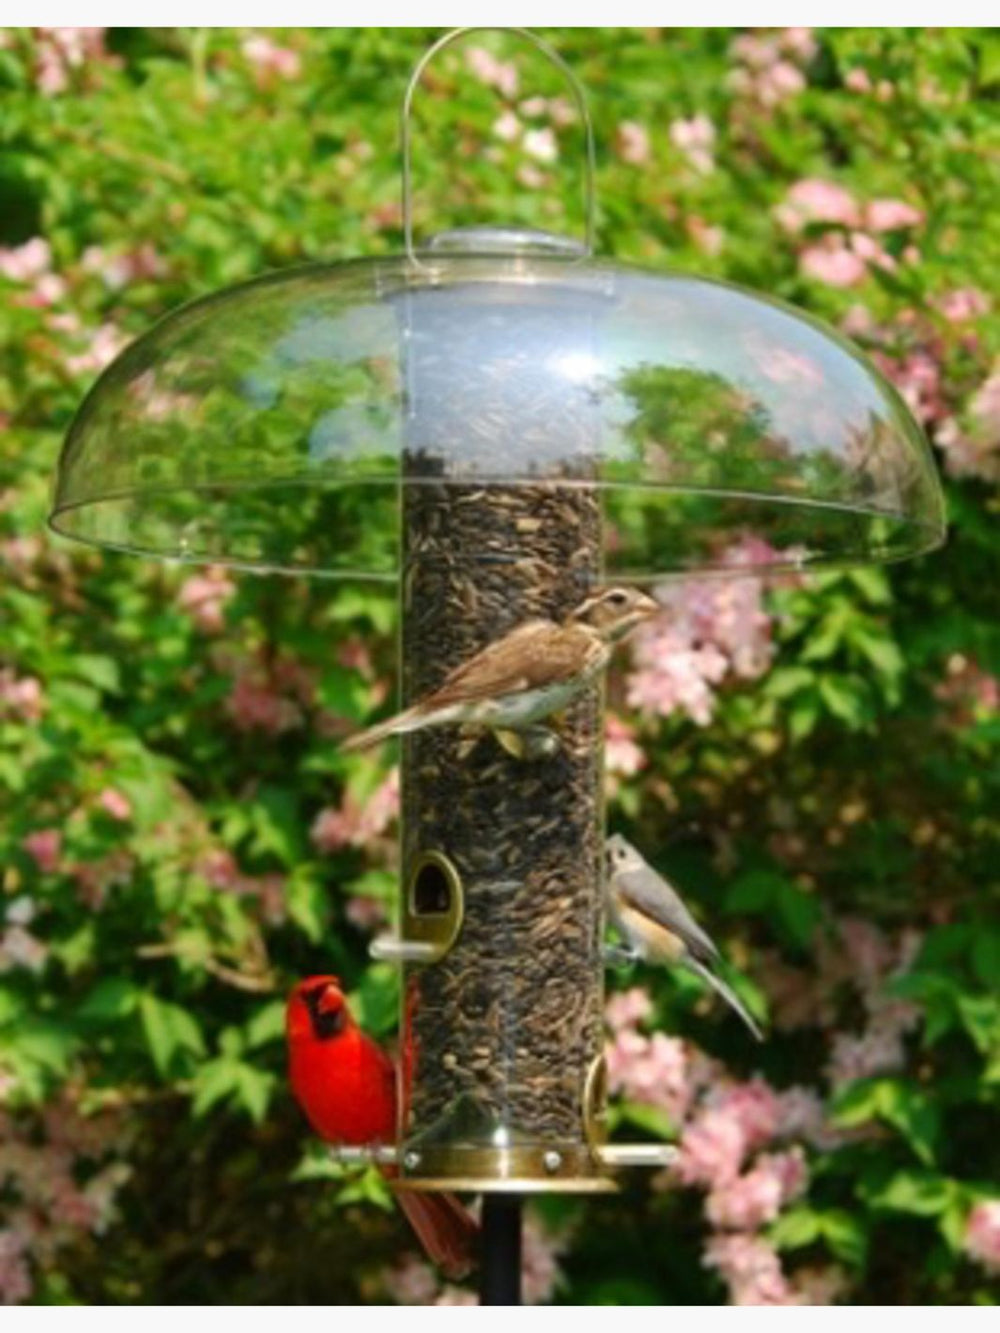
xmin=50 ymin=232 xmax=946 ymax=579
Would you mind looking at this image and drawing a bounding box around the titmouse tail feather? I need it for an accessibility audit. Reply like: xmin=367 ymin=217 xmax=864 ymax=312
xmin=686 ymin=957 xmax=764 ymax=1042
xmin=397 ymin=1190 xmax=479 ymax=1280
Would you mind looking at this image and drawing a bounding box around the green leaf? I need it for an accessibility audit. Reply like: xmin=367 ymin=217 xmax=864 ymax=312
xmin=615 ymin=1100 xmax=676 ymax=1140
xmin=881 ymin=1083 xmax=941 ymax=1165
xmin=285 ymin=871 xmax=329 ymax=943
xmin=76 ymin=978 xmax=140 ymax=1023
xmin=831 ymin=1078 xmax=939 ymax=1164
xmin=769 ymin=1205 xmax=821 ymax=1249
xmin=235 ymin=1063 xmax=275 ymax=1124
xmin=867 ymin=1169 xmax=953 ymax=1216
xmin=70 ymin=653 xmax=122 ymax=695
xmin=819 ymin=675 xmax=865 ymax=727
xmin=956 ymin=994 xmax=1000 ymax=1054
xmin=349 ymin=963 xmax=399 ymax=1038
xmin=139 ymin=993 xmax=206 ymax=1076
xmin=244 ymin=1000 xmax=286 ymax=1049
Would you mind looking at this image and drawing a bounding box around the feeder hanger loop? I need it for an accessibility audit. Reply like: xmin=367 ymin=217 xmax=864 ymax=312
xmin=400 ymin=26 xmax=597 ymax=266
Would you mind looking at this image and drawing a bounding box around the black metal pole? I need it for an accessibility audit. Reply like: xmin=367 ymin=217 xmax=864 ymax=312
xmin=479 ymin=1194 xmax=522 ymax=1305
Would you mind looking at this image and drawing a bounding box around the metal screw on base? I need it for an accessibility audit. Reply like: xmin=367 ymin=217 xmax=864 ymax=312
xmin=479 ymin=1194 xmax=523 ymax=1306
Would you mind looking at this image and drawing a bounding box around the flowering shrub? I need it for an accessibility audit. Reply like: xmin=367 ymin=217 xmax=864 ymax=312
xmin=1 ymin=26 xmax=998 ymax=1305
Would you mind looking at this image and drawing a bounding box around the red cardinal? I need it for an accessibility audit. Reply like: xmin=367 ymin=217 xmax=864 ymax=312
xmin=286 ymin=975 xmax=477 ymax=1278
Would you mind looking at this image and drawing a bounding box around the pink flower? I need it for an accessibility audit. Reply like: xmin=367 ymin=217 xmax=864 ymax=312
xmin=849 ymin=230 xmax=896 ymax=274
xmin=465 ymin=46 xmax=518 ymax=99
xmin=225 ymin=668 xmax=303 ymax=735
xmin=935 ymin=287 xmax=990 ymax=323
xmin=791 ymin=1265 xmax=848 ymax=1305
xmin=757 ymin=62 xmax=805 ymax=107
xmin=775 ymin=179 xmax=860 ymax=232
xmin=965 ymin=1201 xmax=1000 ymax=1275
xmin=605 ymin=715 xmax=646 ymax=779
xmin=81 ymin=242 xmax=164 ymax=289
xmin=714 ymin=1079 xmax=781 ymax=1152
xmin=844 ymin=68 xmax=872 ymax=93
xmin=0 ymin=238 xmax=52 ymax=282
xmin=97 ymin=788 xmax=131 ymax=822
xmin=605 ymin=986 xmax=653 ymax=1033
xmin=311 ymin=768 xmax=400 ymax=853
xmin=65 ymin=324 xmax=126 ymax=377
xmin=0 ymin=1230 xmax=31 ymax=1305
xmin=704 ymin=1233 xmax=795 ymax=1305
xmin=435 ymin=1286 xmax=477 ymax=1305
xmin=0 ymin=671 xmax=44 ymax=723
xmin=616 ymin=121 xmax=651 ymax=166
xmin=779 ymin=28 xmax=817 ymax=63
xmin=177 ymin=566 xmax=235 ymax=634
xmin=22 ymin=830 xmax=62 ymax=874
xmin=522 ymin=1212 xmax=566 ymax=1305
xmin=670 ymin=115 xmax=716 ymax=174
xmin=242 ymin=35 xmax=301 ymax=81
xmin=799 ymin=240 xmax=867 ymax=288
xmin=706 ymin=1161 xmax=785 ymax=1230
xmin=33 ymin=28 xmax=108 ymax=96
xmin=686 ymin=216 xmax=725 ymax=255
xmin=345 ymin=896 xmax=387 ymax=932
xmin=0 ymin=927 xmax=48 ymax=974
xmin=677 ymin=1107 xmax=748 ymax=1187
xmin=382 ymin=1254 xmax=438 ymax=1304
xmin=493 ymin=110 xmax=520 ymax=143
xmin=866 ymin=198 xmax=923 ymax=232
xmin=606 ymin=1028 xmax=691 ymax=1123
xmin=523 ymin=128 xmax=557 ymax=163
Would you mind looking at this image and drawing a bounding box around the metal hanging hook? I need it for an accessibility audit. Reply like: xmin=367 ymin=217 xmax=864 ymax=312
xmin=400 ymin=27 xmax=597 ymax=265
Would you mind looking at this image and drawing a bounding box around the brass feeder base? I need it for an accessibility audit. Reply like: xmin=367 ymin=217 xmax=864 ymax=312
xmin=392 ymin=1144 xmax=618 ymax=1196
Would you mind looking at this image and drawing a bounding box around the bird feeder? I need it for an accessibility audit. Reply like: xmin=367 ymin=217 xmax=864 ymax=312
xmin=49 ymin=26 xmax=945 ymax=1212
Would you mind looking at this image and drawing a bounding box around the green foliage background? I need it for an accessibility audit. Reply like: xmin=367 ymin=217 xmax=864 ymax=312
xmin=1 ymin=26 xmax=998 ymax=1305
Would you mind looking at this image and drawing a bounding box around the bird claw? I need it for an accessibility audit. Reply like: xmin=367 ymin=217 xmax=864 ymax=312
xmin=603 ymin=944 xmax=640 ymax=968
xmin=493 ymin=726 xmax=561 ymax=761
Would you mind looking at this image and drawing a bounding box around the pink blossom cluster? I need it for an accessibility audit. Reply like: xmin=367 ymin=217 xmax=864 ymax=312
xmin=616 ymin=121 xmax=651 ymax=166
xmin=177 ymin=565 xmax=236 ymax=634
xmin=964 ymin=1202 xmax=1000 ymax=1276
xmin=839 ymin=299 xmax=998 ymax=482
xmin=465 ymin=46 xmax=519 ymax=99
xmin=0 ymin=669 xmax=45 ymax=723
xmin=0 ymin=894 xmax=48 ymax=974
xmin=379 ymin=1209 xmax=564 ymax=1305
xmin=0 ymin=1095 xmax=130 ymax=1304
xmin=670 ymin=114 xmax=716 ymax=175
xmin=936 ymin=362 xmax=1000 ymax=483
xmin=32 ymin=27 xmax=109 ymax=96
xmin=934 ymin=653 xmax=1000 ymax=727
xmin=311 ymin=767 xmax=400 ymax=854
xmin=0 ymin=234 xmax=126 ymax=374
xmin=81 ymin=242 xmax=164 ymax=290
xmin=241 ymin=34 xmax=302 ymax=83
xmin=606 ymin=989 xmax=843 ymax=1303
xmin=775 ymin=179 xmax=923 ymax=289
xmin=194 ymin=848 xmax=288 ymax=926
xmin=625 ymin=541 xmax=776 ymax=726
xmin=218 ymin=648 xmax=315 ymax=735
xmin=604 ymin=714 xmax=647 ymax=795
xmin=727 ymin=29 xmax=816 ymax=111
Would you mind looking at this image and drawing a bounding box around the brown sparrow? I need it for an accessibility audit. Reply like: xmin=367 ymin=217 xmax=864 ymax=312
xmin=606 ymin=834 xmax=764 ymax=1040
xmin=342 ymin=586 xmax=658 ymax=755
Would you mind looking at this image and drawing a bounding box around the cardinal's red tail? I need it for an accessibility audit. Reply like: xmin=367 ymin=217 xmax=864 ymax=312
xmin=397 ymin=1190 xmax=479 ymax=1280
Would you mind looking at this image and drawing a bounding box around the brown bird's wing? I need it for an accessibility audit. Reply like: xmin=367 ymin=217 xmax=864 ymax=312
xmin=615 ymin=867 xmax=720 ymax=966
xmin=422 ymin=621 xmax=598 ymax=709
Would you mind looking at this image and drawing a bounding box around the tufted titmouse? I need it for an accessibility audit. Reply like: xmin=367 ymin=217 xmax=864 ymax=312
xmin=606 ymin=833 xmax=763 ymax=1041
